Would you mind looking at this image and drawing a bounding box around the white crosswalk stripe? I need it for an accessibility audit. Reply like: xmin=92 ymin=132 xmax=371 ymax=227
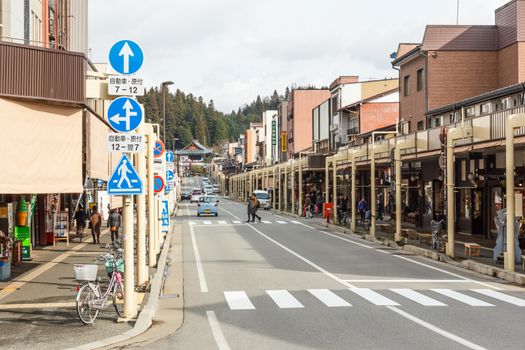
xmin=276 ymin=221 xmax=288 ymax=224
xmin=390 ymin=288 xmax=447 ymax=306
xmin=472 ymin=289 xmax=525 ymax=306
xmin=232 ymin=221 xmax=242 ymax=224
xmin=308 ymin=289 xmax=352 ymax=307
xmin=349 ymin=288 xmax=400 ymax=306
xmin=431 ymin=289 xmax=494 ymax=306
xmin=222 ymin=288 xmax=525 ymax=311
xmin=224 ymin=291 xmax=255 ymax=310
xmin=218 ymin=221 xmax=227 ymax=224
xmin=261 ymin=220 xmax=272 ymax=224
xmin=266 ymin=290 xmax=304 ymax=309
xmin=290 ymin=220 xmax=301 ymax=224
xmin=203 ymin=221 xmax=212 ymax=225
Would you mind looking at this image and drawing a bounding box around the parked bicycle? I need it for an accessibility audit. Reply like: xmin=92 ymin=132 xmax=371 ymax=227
xmin=431 ymin=219 xmax=446 ymax=253
xmin=357 ymin=210 xmax=371 ymax=231
xmin=74 ymin=251 xmax=125 ymax=325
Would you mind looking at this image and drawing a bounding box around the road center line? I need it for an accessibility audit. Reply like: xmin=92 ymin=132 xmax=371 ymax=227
xmin=189 ymin=223 xmax=208 ymax=293
xmin=386 ymin=306 xmax=488 ymax=350
xmin=206 ymin=310 xmax=231 ymax=350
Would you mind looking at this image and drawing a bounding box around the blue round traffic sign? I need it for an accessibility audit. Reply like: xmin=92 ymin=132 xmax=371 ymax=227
xmin=166 ymin=170 xmax=174 ymax=181
xmin=108 ymin=97 xmax=143 ymax=132
xmin=166 ymin=151 xmax=175 ymax=163
xmin=154 ymin=140 xmax=165 ymax=158
xmin=109 ymin=40 xmax=144 ymax=75
xmin=153 ymin=175 xmax=165 ymax=194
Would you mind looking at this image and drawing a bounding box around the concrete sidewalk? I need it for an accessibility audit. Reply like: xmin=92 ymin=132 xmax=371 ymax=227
xmin=0 ymin=229 xmax=134 ymax=350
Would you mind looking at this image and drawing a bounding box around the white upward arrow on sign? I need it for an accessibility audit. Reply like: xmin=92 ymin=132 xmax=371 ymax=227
xmin=119 ymin=41 xmax=134 ymax=74
xmin=110 ymin=99 xmax=138 ymax=130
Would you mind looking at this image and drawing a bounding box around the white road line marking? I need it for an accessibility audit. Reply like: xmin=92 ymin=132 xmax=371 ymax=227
xmin=220 ymin=207 xmax=243 ymax=221
xmin=386 ymin=306 xmax=488 ymax=350
xmin=189 ymin=221 xmax=196 ymax=225
xmin=261 ymin=220 xmax=272 ymax=224
xmin=344 ymin=279 xmax=472 ymax=283
xmin=203 ymin=221 xmax=212 ymax=225
xmin=189 ymin=224 xmax=208 ymax=293
xmin=349 ymin=288 xmax=400 ymax=306
xmin=218 ymin=221 xmax=227 ymax=224
xmin=224 ymin=291 xmax=255 ymax=310
xmin=308 ymin=289 xmax=352 ymax=307
xmin=390 ymin=288 xmax=447 ymax=306
xmin=318 ymin=230 xmax=374 ymax=249
xmin=276 ymin=221 xmax=287 ymax=224
xmin=232 ymin=220 xmax=242 ymax=224
xmin=290 ymin=220 xmax=301 ymax=224
xmin=266 ymin=290 xmax=304 ymax=309
xmin=206 ymin=310 xmax=231 ymax=350
xmin=392 ymin=254 xmax=503 ymax=290
xmin=471 ymin=289 xmax=525 ymax=306
xmin=431 ymin=289 xmax=494 ymax=306
xmin=245 ymin=224 xmax=357 ymax=288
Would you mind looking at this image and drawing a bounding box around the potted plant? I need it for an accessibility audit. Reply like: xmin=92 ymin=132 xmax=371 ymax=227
xmin=16 ymin=197 xmax=28 ymax=227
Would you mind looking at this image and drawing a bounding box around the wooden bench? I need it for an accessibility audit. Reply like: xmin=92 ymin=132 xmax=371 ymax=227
xmin=417 ymin=233 xmax=432 ymax=245
xmin=379 ymin=223 xmax=391 ymax=232
xmin=464 ymin=243 xmax=481 ymax=257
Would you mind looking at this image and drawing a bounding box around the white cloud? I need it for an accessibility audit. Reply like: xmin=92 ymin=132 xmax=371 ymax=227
xmin=89 ymin=0 xmax=509 ymax=112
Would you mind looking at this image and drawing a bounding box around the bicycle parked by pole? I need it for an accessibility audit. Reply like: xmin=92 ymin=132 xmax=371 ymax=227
xmin=431 ymin=219 xmax=446 ymax=253
xmin=74 ymin=250 xmax=125 ymax=325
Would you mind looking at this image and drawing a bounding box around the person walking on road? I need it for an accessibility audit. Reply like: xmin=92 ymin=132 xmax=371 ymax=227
xmin=249 ymin=193 xmax=261 ymax=223
xmin=89 ymin=206 xmax=102 ymax=244
xmin=107 ymin=209 xmax=122 ymax=243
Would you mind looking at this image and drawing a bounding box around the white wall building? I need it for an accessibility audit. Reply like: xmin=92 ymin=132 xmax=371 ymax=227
xmin=261 ymin=110 xmax=277 ymax=166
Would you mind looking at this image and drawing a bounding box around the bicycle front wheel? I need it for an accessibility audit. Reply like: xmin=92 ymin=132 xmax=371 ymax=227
xmin=76 ymin=283 xmax=99 ymax=324
xmin=113 ymin=281 xmax=125 ymax=317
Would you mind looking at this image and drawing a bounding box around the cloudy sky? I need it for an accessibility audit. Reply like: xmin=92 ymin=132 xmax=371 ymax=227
xmin=88 ymin=0 xmax=508 ymax=113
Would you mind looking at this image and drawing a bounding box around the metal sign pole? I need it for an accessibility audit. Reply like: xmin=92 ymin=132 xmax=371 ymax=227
xmin=123 ymin=191 xmax=136 ymax=318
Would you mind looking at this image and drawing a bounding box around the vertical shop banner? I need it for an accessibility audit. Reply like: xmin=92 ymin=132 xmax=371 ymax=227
xmin=281 ymin=131 xmax=287 ymax=152
xmin=272 ymin=120 xmax=276 ymax=146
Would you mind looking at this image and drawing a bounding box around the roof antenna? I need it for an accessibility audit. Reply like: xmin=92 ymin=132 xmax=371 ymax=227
xmin=456 ymin=0 xmax=460 ymax=25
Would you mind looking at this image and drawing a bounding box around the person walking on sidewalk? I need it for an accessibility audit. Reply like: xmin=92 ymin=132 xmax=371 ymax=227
xmin=89 ymin=206 xmax=102 ymax=244
xmin=74 ymin=205 xmax=87 ymax=237
xmin=107 ymin=209 xmax=122 ymax=243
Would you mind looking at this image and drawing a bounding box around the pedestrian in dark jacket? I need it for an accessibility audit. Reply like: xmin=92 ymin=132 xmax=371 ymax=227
xmin=249 ymin=194 xmax=261 ymax=222
xmin=89 ymin=206 xmax=102 ymax=244
xmin=107 ymin=209 xmax=122 ymax=243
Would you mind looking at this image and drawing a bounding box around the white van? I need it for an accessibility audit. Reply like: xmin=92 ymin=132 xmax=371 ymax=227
xmin=253 ymin=190 xmax=271 ymax=210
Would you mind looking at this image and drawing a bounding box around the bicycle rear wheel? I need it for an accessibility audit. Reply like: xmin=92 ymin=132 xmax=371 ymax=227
xmin=76 ymin=283 xmax=99 ymax=324
xmin=113 ymin=282 xmax=125 ymax=317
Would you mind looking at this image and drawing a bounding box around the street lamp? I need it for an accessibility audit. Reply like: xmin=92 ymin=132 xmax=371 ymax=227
xmin=161 ymin=81 xmax=174 ymax=144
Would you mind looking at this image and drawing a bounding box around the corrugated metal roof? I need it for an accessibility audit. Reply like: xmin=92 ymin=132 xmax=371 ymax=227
xmin=421 ymin=25 xmax=497 ymax=51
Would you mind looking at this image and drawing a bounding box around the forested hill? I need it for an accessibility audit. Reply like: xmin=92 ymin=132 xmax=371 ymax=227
xmin=138 ymin=87 xmax=285 ymax=149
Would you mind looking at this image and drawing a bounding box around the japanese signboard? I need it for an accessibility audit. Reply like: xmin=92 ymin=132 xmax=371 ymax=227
xmin=272 ymin=120 xmax=276 ymax=146
xmin=107 ymin=133 xmax=145 ymax=153
xmin=108 ymin=76 xmax=145 ymax=96
xmin=281 ymin=131 xmax=287 ymax=152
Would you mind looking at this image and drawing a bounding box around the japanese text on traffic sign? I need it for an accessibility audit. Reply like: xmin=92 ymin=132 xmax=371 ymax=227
xmin=108 ymin=133 xmax=145 ymax=153
xmin=108 ymin=76 xmax=145 ymax=96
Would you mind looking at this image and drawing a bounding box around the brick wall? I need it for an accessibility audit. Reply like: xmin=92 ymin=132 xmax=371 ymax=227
xmin=399 ymin=55 xmax=426 ymax=132
xmin=427 ymin=50 xmax=498 ymax=111
xmin=498 ymin=42 xmax=519 ymax=87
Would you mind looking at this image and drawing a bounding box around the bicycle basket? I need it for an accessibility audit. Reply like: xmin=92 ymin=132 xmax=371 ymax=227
xmin=431 ymin=220 xmax=443 ymax=231
xmin=104 ymin=258 xmax=124 ymax=273
xmin=73 ymin=264 xmax=98 ymax=281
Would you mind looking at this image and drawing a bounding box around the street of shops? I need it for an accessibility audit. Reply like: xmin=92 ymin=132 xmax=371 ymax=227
xmin=228 ymin=111 xmax=525 ymax=276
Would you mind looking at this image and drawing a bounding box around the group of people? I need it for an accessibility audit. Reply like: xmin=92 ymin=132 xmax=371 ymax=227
xmin=303 ymin=191 xmax=325 ymax=219
xmin=74 ymin=205 xmax=122 ymax=244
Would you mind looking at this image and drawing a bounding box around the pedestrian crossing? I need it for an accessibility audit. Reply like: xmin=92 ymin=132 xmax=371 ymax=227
xmin=222 ymin=288 xmax=525 ymax=311
xmin=188 ymin=220 xmax=301 ymax=226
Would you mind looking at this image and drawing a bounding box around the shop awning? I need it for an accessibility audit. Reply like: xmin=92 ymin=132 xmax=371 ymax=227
xmin=0 ymin=98 xmax=83 ymax=193
xmin=86 ymin=110 xmax=110 ymax=181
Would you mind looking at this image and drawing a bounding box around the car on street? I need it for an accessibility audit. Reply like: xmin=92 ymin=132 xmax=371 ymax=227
xmin=254 ymin=190 xmax=271 ymax=210
xmin=191 ymin=188 xmax=203 ymax=203
xmin=181 ymin=191 xmax=191 ymax=201
xmin=203 ymin=185 xmax=214 ymax=194
xmin=213 ymin=184 xmax=220 ymax=193
xmin=197 ymin=195 xmax=219 ymax=216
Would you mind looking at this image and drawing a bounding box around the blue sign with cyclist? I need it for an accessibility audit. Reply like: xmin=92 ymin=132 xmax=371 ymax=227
xmin=109 ymin=40 xmax=144 ymax=75
xmin=108 ymin=97 xmax=143 ymax=133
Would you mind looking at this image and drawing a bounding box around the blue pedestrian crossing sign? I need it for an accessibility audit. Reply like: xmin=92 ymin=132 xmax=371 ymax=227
xmin=161 ymin=200 xmax=170 ymax=232
xmin=107 ymin=154 xmax=143 ymax=195
xmin=166 ymin=151 xmax=175 ymax=163
xmin=108 ymin=97 xmax=143 ymax=133
xmin=109 ymin=40 xmax=144 ymax=75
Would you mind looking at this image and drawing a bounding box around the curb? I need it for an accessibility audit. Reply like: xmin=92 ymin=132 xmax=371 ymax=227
xmin=66 ymin=225 xmax=174 ymax=350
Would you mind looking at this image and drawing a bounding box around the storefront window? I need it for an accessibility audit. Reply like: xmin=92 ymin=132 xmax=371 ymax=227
xmin=460 ymin=189 xmax=471 ymax=219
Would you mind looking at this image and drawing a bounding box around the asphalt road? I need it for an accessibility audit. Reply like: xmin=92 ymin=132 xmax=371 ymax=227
xmin=146 ymin=176 xmax=525 ymax=350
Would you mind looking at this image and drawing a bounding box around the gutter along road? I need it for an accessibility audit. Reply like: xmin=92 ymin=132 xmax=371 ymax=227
xmin=140 ymin=176 xmax=525 ymax=350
